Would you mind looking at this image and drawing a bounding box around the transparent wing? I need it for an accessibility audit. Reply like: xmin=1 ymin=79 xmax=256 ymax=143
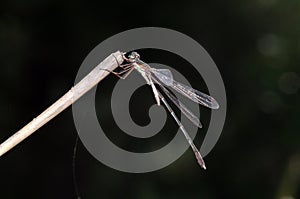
xmin=172 ymin=80 xmax=219 ymax=109
xmin=150 ymin=68 xmax=173 ymax=86
xmin=150 ymin=68 xmax=219 ymax=109
xmin=151 ymin=75 xmax=202 ymax=128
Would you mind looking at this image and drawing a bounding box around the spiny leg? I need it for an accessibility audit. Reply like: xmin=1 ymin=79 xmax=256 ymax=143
xmin=157 ymin=90 xmax=206 ymax=169
xmin=103 ymin=66 xmax=134 ymax=79
xmin=117 ymin=67 xmax=134 ymax=79
xmin=113 ymin=54 xmax=131 ymax=69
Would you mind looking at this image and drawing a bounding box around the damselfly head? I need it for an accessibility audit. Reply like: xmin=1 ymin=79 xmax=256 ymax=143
xmin=126 ymin=51 xmax=140 ymax=62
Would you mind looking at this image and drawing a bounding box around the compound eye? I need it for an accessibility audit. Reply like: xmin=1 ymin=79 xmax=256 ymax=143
xmin=127 ymin=52 xmax=134 ymax=59
xmin=127 ymin=52 xmax=139 ymax=61
xmin=130 ymin=52 xmax=134 ymax=57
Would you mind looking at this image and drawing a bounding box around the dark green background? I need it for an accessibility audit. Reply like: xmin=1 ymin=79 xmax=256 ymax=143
xmin=0 ymin=0 xmax=299 ymax=199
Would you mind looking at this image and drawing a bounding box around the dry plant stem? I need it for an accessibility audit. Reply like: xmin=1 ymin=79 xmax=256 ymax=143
xmin=0 ymin=51 xmax=124 ymax=157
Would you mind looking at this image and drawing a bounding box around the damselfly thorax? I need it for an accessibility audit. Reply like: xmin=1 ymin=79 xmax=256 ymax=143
xmin=132 ymin=61 xmax=152 ymax=85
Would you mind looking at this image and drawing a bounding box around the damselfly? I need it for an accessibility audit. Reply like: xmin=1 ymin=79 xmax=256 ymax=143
xmin=107 ymin=52 xmax=219 ymax=169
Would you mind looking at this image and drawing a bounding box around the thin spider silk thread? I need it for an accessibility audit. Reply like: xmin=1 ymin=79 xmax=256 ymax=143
xmin=72 ymin=135 xmax=81 ymax=199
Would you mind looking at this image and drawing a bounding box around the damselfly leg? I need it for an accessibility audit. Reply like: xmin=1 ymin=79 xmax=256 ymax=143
xmin=113 ymin=54 xmax=132 ymax=69
xmin=103 ymin=66 xmax=134 ymax=79
xmin=102 ymin=54 xmax=135 ymax=79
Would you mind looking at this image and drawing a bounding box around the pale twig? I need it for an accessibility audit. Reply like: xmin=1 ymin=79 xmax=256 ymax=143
xmin=0 ymin=51 xmax=124 ymax=157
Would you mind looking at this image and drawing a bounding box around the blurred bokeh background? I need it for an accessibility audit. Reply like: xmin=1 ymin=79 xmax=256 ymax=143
xmin=1 ymin=0 xmax=300 ymax=198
